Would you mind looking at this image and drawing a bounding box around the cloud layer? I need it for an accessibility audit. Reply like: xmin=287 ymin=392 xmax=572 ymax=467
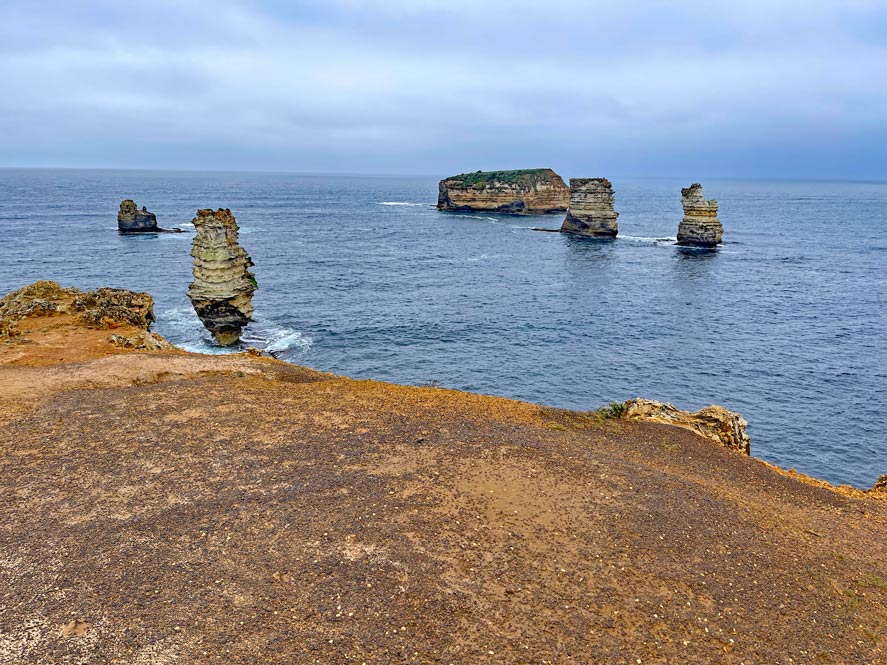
xmin=2 ymin=0 xmax=886 ymax=177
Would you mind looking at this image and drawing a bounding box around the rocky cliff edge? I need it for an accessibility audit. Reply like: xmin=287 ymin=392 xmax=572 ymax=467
xmin=1 ymin=282 xmax=885 ymax=664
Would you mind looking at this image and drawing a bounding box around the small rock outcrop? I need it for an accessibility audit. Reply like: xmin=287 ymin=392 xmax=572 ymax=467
xmin=622 ymin=398 xmax=750 ymax=454
xmin=871 ymin=474 xmax=887 ymax=498
xmin=187 ymin=209 xmax=256 ymax=346
xmin=117 ymin=200 xmax=183 ymax=233
xmin=560 ymin=178 xmax=619 ymax=237
xmin=0 ymin=280 xmax=173 ymax=348
xmin=438 ymin=169 xmax=569 ymax=214
xmin=676 ymin=184 xmax=722 ymax=246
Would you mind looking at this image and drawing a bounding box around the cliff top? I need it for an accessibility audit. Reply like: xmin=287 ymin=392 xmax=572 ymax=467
xmin=442 ymin=168 xmax=560 ymax=187
xmin=1 ymin=282 xmax=886 ymax=663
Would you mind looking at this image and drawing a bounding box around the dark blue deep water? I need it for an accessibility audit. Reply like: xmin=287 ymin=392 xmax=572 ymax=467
xmin=1 ymin=169 xmax=885 ymax=488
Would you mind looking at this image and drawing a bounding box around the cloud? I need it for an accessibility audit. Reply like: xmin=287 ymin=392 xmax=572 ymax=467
xmin=1 ymin=0 xmax=886 ymax=177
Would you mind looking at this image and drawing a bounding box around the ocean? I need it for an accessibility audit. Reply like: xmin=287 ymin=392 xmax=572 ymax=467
xmin=1 ymin=168 xmax=885 ymax=488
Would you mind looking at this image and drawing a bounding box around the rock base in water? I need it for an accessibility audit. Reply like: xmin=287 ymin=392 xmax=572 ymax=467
xmin=560 ymin=178 xmax=619 ymax=237
xmin=117 ymin=199 xmax=183 ymax=233
xmin=676 ymin=184 xmax=722 ymax=246
xmin=622 ymin=397 xmax=750 ymax=454
xmin=186 ymin=208 xmax=256 ymax=346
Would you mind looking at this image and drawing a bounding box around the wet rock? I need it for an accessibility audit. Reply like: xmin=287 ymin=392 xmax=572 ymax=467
xmin=437 ymin=169 xmax=568 ymax=214
xmin=187 ymin=208 xmax=256 ymax=346
xmin=560 ymin=178 xmax=619 ymax=237
xmin=117 ymin=199 xmax=183 ymax=233
xmin=676 ymin=184 xmax=723 ymax=246
xmin=623 ymin=397 xmax=750 ymax=454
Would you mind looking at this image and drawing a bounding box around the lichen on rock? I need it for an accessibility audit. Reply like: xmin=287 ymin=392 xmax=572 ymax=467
xmin=0 ymin=280 xmax=167 ymax=349
xmin=437 ymin=169 xmax=569 ymax=214
xmin=71 ymin=287 xmax=156 ymax=329
xmin=622 ymin=397 xmax=750 ymax=454
xmin=186 ymin=208 xmax=256 ymax=346
xmin=676 ymin=184 xmax=723 ymax=246
xmin=560 ymin=178 xmax=619 ymax=237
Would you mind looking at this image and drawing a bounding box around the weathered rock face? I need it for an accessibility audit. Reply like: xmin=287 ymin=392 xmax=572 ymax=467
xmin=871 ymin=474 xmax=887 ymax=497
xmin=117 ymin=199 xmax=184 ymax=233
xmin=560 ymin=178 xmax=619 ymax=236
xmin=0 ymin=280 xmax=173 ymax=349
xmin=117 ymin=200 xmax=159 ymax=232
xmin=187 ymin=209 xmax=256 ymax=346
xmin=676 ymin=184 xmax=722 ymax=246
xmin=437 ymin=169 xmax=568 ymax=214
xmin=622 ymin=398 xmax=750 ymax=454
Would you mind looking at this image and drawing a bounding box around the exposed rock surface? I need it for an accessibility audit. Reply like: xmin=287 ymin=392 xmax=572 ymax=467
xmin=623 ymin=397 xmax=750 ymax=454
xmin=187 ymin=208 xmax=256 ymax=346
xmin=117 ymin=199 xmax=183 ymax=233
xmin=676 ymin=183 xmax=723 ymax=246
xmin=560 ymin=178 xmax=619 ymax=236
xmin=437 ymin=169 xmax=568 ymax=214
xmin=872 ymin=474 xmax=887 ymax=497
xmin=0 ymin=280 xmax=174 ymax=352
xmin=0 ymin=280 xmax=155 ymax=335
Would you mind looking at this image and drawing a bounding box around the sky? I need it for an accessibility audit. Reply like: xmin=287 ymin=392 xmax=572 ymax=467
xmin=2 ymin=0 xmax=886 ymax=179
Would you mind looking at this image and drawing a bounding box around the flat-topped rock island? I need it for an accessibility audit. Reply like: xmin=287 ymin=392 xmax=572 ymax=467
xmin=437 ymin=168 xmax=568 ymax=214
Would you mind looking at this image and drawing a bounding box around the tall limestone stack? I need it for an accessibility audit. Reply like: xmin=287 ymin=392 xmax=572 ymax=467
xmin=677 ymin=184 xmax=723 ymax=246
xmin=559 ymin=178 xmax=619 ymax=237
xmin=187 ymin=209 xmax=256 ymax=346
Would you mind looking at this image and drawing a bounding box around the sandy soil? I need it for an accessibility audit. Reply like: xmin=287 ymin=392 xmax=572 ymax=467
xmin=1 ymin=315 xmax=886 ymax=663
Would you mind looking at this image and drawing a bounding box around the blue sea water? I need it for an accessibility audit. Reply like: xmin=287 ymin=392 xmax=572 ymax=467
xmin=1 ymin=168 xmax=885 ymax=488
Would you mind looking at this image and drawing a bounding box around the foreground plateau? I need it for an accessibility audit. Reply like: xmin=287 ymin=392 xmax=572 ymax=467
xmin=1 ymin=282 xmax=885 ymax=663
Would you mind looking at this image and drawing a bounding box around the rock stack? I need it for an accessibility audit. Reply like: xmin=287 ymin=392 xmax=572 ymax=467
xmin=559 ymin=178 xmax=619 ymax=237
xmin=117 ymin=199 xmax=183 ymax=233
xmin=186 ymin=209 xmax=256 ymax=346
xmin=676 ymin=184 xmax=722 ymax=246
xmin=117 ymin=200 xmax=159 ymax=232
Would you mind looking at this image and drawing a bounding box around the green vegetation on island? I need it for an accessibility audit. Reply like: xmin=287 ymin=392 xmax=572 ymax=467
xmin=444 ymin=168 xmax=553 ymax=187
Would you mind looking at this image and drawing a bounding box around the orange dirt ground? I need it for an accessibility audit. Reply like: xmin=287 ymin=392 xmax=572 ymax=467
xmin=1 ymin=310 xmax=886 ymax=663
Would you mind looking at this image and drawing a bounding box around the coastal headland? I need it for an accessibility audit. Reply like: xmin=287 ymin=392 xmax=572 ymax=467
xmin=1 ymin=282 xmax=886 ymax=663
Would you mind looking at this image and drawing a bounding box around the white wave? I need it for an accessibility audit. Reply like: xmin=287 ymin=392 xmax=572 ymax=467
xmin=466 ymin=253 xmax=504 ymax=262
xmin=378 ymin=201 xmax=428 ymax=207
xmin=620 ymin=235 xmax=677 ymax=244
xmin=263 ymin=329 xmax=313 ymax=354
xmin=179 ymin=341 xmax=239 ymax=355
xmin=465 ymin=215 xmax=500 ymax=223
xmin=158 ymin=306 xmax=240 ymax=355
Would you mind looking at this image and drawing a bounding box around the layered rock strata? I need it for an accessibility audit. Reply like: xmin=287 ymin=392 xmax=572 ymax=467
xmin=437 ymin=169 xmax=568 ymax=214
xmin=623 ymin=397 xmax=750 ymax=454
xmin=187 ymin=208 xmax=256 ymax=346
xmin=117 ymin=199 xmax=183 ymax=233
xmin=676 ymin=184 xmax=722 ymax=246
xmin=560 ymin=178 xmax=619 ymax=236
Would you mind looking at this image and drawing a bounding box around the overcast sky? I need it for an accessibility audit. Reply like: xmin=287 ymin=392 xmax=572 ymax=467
xmin=2 ymin=0 xmax=886 ymax=178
